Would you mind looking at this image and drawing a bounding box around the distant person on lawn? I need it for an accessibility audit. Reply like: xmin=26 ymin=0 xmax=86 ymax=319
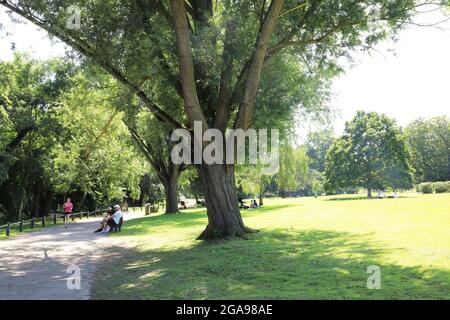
xmin=63 ymin=198 xmax=73 ymax=228
xmin=108 ymin=205 xmax=123 ymax=232
xmin=250 ymin=199 xmax=259 ymax=208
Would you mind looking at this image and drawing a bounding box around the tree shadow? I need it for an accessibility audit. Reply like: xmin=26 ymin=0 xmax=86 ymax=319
xmin=114 ymin=204 xmax=296 ymax=237
xmin=92 ymin=229 xmax=450 ymax=299
xmin=245 ymin=204 xmax=295 ymax=213
xmin=326 ymin=196 xmax=377 ymax=201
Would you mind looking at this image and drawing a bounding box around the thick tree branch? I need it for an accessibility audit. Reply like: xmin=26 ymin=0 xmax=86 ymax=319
xmin=234 ymin=0 xmax=284 ymax=130
xmin=170 ymin=0 xmax=208 ymax=129
xmin=214 ymin=21 xmax=236 ymax=131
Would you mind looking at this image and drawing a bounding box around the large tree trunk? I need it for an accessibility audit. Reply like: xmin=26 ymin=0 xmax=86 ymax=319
xmin=197 ymin=164 xmax=255 ymax=240
xmin=163 ymin=175 xmax=179 ymax=214
xmin=367 ymin=187 xmax=372 ymax=198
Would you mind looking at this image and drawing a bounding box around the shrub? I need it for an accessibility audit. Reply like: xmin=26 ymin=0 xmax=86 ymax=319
xmin=445 ymin=181 xmax=450 ymax=192
xmin=418 ymin=182 xmax=434 ymax=194
xmin=434 ymin=181 xmax=449 ymax=193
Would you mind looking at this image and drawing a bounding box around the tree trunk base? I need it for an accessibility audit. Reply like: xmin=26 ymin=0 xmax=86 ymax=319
xmin=196 ymin=225 xmax=258 ymax=241
xmin=197 ymin=164 xmax=256 ymax=241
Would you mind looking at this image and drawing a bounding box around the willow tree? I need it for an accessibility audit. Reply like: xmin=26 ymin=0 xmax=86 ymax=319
xmin=1 ymin=0 xmax=439 ymax=239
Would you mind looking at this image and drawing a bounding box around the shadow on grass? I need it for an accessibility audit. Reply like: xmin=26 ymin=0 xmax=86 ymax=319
xmin=117 ymin=210 xmax=206 ymax=236
xmin=92 ymin=228 xmax=450 ymax=299
xmin=117 ymin=203 xmax=296 ymax=237
xmin=248 ymin=204 xmax=295 ymax=213
xmin=326 ymin=195 xmax=417 ymax=201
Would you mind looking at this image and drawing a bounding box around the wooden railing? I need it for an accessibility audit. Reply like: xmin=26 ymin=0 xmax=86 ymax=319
xmin=0 ymin=206 xmax=146 ymax=237
xmin=0 ymin=209 xmax=105 ymax=237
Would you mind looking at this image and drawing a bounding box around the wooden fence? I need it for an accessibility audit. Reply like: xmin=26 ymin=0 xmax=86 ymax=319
xmin=0 ymin=207 xmax=142 ymax=237
xmin=0 ymin=209 xmax=104 ymax=237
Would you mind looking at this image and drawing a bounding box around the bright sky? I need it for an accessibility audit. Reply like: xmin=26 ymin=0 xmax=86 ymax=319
xmin=330 ymin=11 xmax=450 ymax=135
xmin=1 ymin=6 xmax=449 ymax=138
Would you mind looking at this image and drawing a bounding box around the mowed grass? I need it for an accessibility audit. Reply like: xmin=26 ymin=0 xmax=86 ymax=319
xmin=92 ymin=193 xmax=450 ymax=299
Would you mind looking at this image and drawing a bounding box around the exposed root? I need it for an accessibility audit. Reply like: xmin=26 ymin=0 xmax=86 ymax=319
xmin=197 ymin=225 xmax=259 ymax=241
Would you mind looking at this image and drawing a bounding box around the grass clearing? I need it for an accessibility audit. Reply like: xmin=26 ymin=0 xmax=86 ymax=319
xmin=92 ymin=193 xmax=450 ymax=299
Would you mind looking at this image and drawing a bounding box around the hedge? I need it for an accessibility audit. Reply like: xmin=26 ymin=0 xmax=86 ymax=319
xmin=417 ymin=181 xmax=450 ymax=194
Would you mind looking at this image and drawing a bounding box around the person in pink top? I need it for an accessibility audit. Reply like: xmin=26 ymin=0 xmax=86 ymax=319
xmin=63 ymin=198 xmax=73 ymax=228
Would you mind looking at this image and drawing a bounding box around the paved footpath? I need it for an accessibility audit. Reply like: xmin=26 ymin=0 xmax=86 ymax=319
xmin=0 ymin=212 xmax=143 ymax=300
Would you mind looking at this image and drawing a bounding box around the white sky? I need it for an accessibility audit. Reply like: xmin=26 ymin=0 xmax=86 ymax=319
xmin=1 ymin=6 xmax=449 ymax=138
xmin=330 ymin=12 xmax=450 ymax=135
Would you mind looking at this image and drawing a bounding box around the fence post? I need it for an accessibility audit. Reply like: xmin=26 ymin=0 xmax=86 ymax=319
xmin=6 ymin=222 xmax=10 ymax=236
xmin=19 ymin=220 xmax=23 ymax=232
xmin=31 ymin=217 xmax=35 ymax=229
xmin=42 ymin=216 xmax=45 ymax=228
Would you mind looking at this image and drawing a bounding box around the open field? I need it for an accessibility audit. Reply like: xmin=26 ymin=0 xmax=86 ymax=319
xmin=92 ymin=193 xmax=450 ymax=299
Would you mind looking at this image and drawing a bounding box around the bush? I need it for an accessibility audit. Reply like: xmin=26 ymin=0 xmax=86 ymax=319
xmin=445 ymin=181 xmax=450 ymax=192
xmin=418 ymin=182 xmax=434 ymax=194
xmin=434 ymin=181 xmax=450 ymax=193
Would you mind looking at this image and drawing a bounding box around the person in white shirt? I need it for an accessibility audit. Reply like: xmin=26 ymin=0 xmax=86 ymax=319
xmin=108 ymin=205 xmax=123 ymax=231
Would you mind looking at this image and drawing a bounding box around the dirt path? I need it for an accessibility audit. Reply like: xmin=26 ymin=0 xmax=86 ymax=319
xmin=0 ymin=212 xmax=143 ymax=300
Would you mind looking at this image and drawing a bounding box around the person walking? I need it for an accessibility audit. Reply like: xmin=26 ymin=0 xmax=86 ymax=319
xmin=63 ymin=198 xmax=74 ymax=228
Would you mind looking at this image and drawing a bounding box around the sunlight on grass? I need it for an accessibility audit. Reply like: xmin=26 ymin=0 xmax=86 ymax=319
xmin=92 ymin=193 xmax=450 ymax=299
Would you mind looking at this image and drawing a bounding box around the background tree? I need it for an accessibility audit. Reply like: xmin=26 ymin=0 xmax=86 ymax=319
xmin=405 ymin=116 xmax=450 ymax=183
xmin=0 ymin=54 xmax=75 ymax=222
xmin=124 ymin=111 xmax=188 ymax=213
xmin=137 ymin=173 xmax=166 ymax=207
xmin=0 ymin=54 xmax=148 ymax=223
xmin=53 ymin=69 xmax=147 ymax=210
xmin=324 ymin=111 xmax=413 ymax=197
xmin=276 ymin=144 xmax=310 ymax=196
xmin=1 ymin=0 xmax=437 ymax=239
xmin=306 ymin=129 xmax=335 ymax=172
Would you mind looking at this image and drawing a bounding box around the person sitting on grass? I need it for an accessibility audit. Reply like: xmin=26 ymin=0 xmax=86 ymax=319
xmin=378 ymin=191 xmax=385 ymax=199
xmin=250 ymin=199 xmax=259 ymax=208
xmin=108 ymin=205 xmax=123 ymax=232
xmin=94 ymin=207 xmax=113 ymax=233
xmin=238 ymin=198 xmax=249 ymax=209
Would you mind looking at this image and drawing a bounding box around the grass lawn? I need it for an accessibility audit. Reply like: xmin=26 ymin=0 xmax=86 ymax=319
xmin=92 ymin=193 xmax=450 ymax=299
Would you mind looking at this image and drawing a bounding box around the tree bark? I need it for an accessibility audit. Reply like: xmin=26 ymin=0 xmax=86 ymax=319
xmin=163 ymin=174 xmax=179 ymax=214
xmin=367 ymin=187 xmax=372 ymax=198
xmin=258 ymin=195 xmax=264 ymax=207
xmin=197 ymin=164 xmax=255 ymax=240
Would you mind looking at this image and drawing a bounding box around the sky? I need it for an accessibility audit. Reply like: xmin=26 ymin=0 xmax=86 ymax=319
xmin=1 ymin=6 xmax=449 ymax=138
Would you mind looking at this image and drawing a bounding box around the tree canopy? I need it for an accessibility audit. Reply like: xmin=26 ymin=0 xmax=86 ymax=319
xmin=324 ymin=111 xmax=413 ymax=197
xmin=405 ymin=116 xmax=450 ymax=183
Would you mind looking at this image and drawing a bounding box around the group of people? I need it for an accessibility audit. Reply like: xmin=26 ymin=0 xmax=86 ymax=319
xmin=61 ymin=198 xmax=123 ymax=233
xmin=238 ymin=198 xmax=261 ymax=209
xmin=377 ymin=191 xmax=400 ymax=199
xmin=94 ymin=205 xmax=123 ymax=233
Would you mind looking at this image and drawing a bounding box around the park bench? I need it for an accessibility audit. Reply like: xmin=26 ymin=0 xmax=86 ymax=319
xmin=110 ymin=216 xmax=123 ymax=232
